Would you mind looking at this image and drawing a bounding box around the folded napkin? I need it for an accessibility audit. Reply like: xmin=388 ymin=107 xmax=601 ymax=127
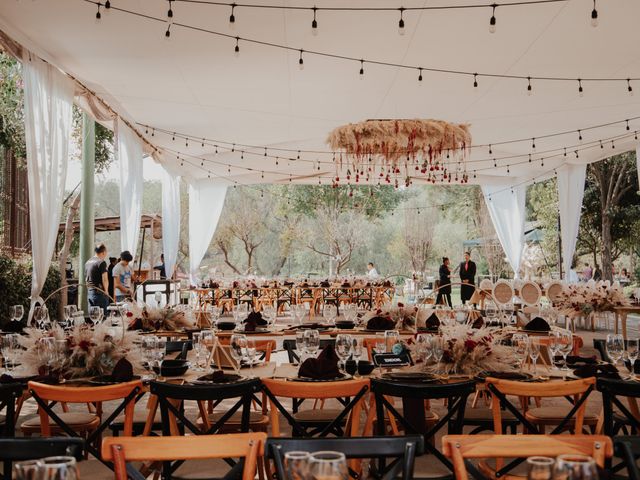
xmin=366 ymin=316 xmax=396 ymax=331
xmin=573 ymin=363 xmax=620 ymax=379
xmin=524 ymin=317 xmax=550 ymax=332
xmin=0 ymin=373 xmax=54 ymax=384
xmin=298 ymin=344 xmax=341 ymax=380
xmin=111 ymin=358 xmax=134 ymax=382
xmin=425 ymin=312 xmax=440 ymax=329
xmin=471 ymin=316 xmax=485 ymax=329
xmin=320 ymin=280 xmax=331 ymax=287
xmin=555 ymin=355 xmax=597 ymax=365
xmin=243 ymin=311 xmax=267 ymax=332
xmin=3 ymin=321 xmax=24 ymax=333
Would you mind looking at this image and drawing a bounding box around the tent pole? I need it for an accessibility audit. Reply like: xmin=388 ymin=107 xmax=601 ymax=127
xmin=78 ymin=113 xmax=95 ymax=312
xmin=557 ymin=212 xmax=563 ymax=279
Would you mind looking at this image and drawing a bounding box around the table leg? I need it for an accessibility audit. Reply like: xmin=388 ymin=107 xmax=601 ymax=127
xmin=614 ymin=312 xmax=619 ymax=334
xmin=622 ymin=313 xmax=628 ymax=342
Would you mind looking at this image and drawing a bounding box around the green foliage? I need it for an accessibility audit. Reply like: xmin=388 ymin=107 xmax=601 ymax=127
xmin=71 ymin=107 xmax=114 ymax=173
xmin=0 ymin=254 xmax=61 ymax=327
xmin=0 ymin=53 xmax=25 ymax=159
xmin=527 ymin=178 xmax=559 ymax=268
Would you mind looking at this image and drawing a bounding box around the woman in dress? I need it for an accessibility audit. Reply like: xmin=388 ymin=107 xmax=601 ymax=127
xmin=436 ymin=257 xmax=452 ymax=307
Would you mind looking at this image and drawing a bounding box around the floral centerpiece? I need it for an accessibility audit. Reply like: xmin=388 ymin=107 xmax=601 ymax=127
xmin=361 ymin=303 xmax=420 ymax=331
xmin=17 ymin=324 xmax=142 ymax=379
xmin=425 ymin=324 xmax=516 ymax=375
xmin=555 ymin=282 xmax=630 ymax=318
xmin=127 ymin=304 xmax=194 ymax=331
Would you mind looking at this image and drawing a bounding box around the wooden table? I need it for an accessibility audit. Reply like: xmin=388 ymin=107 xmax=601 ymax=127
xmin=614 ymin=306 xmax=640 ymax=341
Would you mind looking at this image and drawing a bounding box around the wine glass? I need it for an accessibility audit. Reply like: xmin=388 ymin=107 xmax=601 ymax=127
xmin=415 ymin=333 xmax=432 ymax=368
xmin=295 ymin=331 xmax=306 ymax=362
xmin=262 ymin=305 xmax=277 ymax=327
xmin=1 ymin=334 xmax=20 ymax=373
xmin=40 ymin=456 xmax=79 ymax=480
xmin=557 ymin=329 xmax=574 ymax=373
xmin=89 ymin=306 xmax=102 ymax=325
xmin=230 ymin=334 xmax=247 ymax=371
xmin=343 ymin=304 xmax=358 ymax=323
xmin=14 ymin=459 xmax=43 ymax=480
xmin=351 ymin=336 xmax=363 ymax=364
xmin=526 ymin=456 xmax=555 ymax=480
xmin=606 ymin=333 xmax=624 ymax=366
xmin=232 ymin=305 xmax=246 ymax=325
xmin=335 ymin=334 xmax=352 ymax=374
xmin=244 ymin=339 xmax=257 ymax=377
xmin=627 ymin=338 xmax=639 ymax=380
xmin=304 ymin=329 xmax=320 ymax=357
xmin=553 ymin=454 xmax=598 ymax=480
xmin=529 ymin=339 xmax=541 ymax=378
xmin=308 ymin=451 xmax=348 ymax=480
xmin=191 ymin=332 xmax=204 ymax=371
xmin=384 ymin=330 xmax=400 ymax=353
xmin=323 ymin=304 xmax=338 ymax=325
xmin=547 ymin=331 xmax=561 ymax=370
xmin=284 ymin=451 xmax=310 ymax=480
xmin=512 ymin=333 xmax=529 ymax=370
xmin=33 ymin=306 xmax=50 ymax=330
xmin=10 ymin=305 xmax=24 ymax=325
xmin=155 ymin=337 xmax=167 ymax=381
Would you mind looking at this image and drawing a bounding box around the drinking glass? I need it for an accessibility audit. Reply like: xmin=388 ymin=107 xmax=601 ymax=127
xmin=526 ymin=456 xmax=555 ymax=480
xmin=304 ymin=329 xmax=320 ymax=357
xmin=431 ymin=336 xmax=444 ymax=373
xmin=606 ymin=333 xmax=624 ymax=366
xmin=528 ymin=339 xmax=541 ymax=377
xmin=308 ymin=451 xmax=348 ymax=480
xmin=335 ymin=334 xmax=352 ymax=374
xmin=14 ymin=459 xmax=43 ymax=480
xmin=553 ymin=454 xmax=598 ymax=480
xmin=415 ymin=333 xmax=432 ymax=368
xmin=295 ymin=331 xmax=306 ymax=361
xmin=384 ymin=330 xmax=400 ymax=353
xmin=485 ymin=302 xmax=498 ymax=324
xmin=210 ymin=305 xmax=222 ymax=324
xmin=33 ymin=306 xmax=50 ymax=330
xmin=10 ymin=305 xmax=24 ymax=324
xmin=627 ymin=338 xmax=639 ymax=380
xmin=37 ymin=337 xmax=57 ymax=374
xmin=191 ymin=332 xmax=204 ymax=371
xmin=343 ymin=304 xmax=358 ymax=323
xmin=1 ymin=334 xmax=20 ymax=373
xmin=512 ymin=333 xmax=529 ymax=370
xmin=200 ymin=330 xmax=214 ymax=369
xmin=62 ymin=305 xmax=72 ymax=329
xmin=155 ymin=337 xmax=167 ymax=381
xmin=89 ymin=306 xmax=102 ymax=325
xmin=230 ymin=334 xmax=247 ymax=370
xmin=244 ymin=339 xmax=257 ymax=377
xmin=262 ymin=305 xmax=277 ymax=327
xmin=232 ymin=305 xmax=248 ymax=325
xmin=351 ymin=337 xmax=363 ymax=364
xmin=323 ymin=304 xmax=338 ymax=325
xmin=557 ymin=329 xmax=574 ymax=372
xmin=40 ymin=456 xmax=78 ymax=480
xmin=547 ymin=331 xmax=561 ymax=370
xmin=284 ymin=451 xmax=310 ymax=480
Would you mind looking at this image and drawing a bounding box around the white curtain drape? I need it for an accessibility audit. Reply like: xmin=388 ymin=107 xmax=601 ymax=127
xmin=557 ymin=163 xmax=587 ymax=279
xmin=116 ymin=117 xmax=144 ymax=254
xmin=188 ymin=180 xmax=227 ymax=284
xmin=481 ymin=184 xmax=527 ymax=278
xmin=161 ymin=167 xmax=181 ymax=280
xmin=22 ymin=53 xmax=74 ymax=314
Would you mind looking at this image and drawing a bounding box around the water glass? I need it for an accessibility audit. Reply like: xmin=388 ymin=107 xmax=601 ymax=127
xmin=295 ymin=331 xmax=306 ymax=360
xmin=431 ymin=336 xmax=444 ymax=372
xmin=351 ymin=337 xmax=363 ymax=363
xmin=323 ymin=305 xmax=338 ymax=325
xmin=384 ymin=330 xmax=400 ymax=353
xmin=1 ymin=334 xmax=20 ymax=373
xmin=89 ymin=306 xmax=103 ymax=325
xmin=335 ymin=334 xmax=352 ymax=374
xmin=10 ymin=305 xmax=24 ymax=323
xmin=529 ymin=339 xmax=541 ymax=377
xmin=627 ymin=338 xmax=639 ymax=379
xmin=245 ymin=338 xmax=257 ymax=376
xmin=230 ymin=334 xmax=247 ymax=370
xmin=343 ymin=304 xmax=358 ymax=323
xmin=606 ymin=333 xmax=624 ymax=366
xmin=557 ymin=329 xmax=573 ymax=372
xmin=284 ymin=451 xmax=310 ymax=480
xmin=512 ymin=333 xmax=529 ymax=369
xmin=304 ymin=329 xmax=320 ymax=357
xmin=14 ymin=459 xmax=44 ymax=480
xmin=526 ymin=456 xmax=555 ymax=480
xmin=262 ymin=305 xmax=277 ymax=327
xmin=415 ymin=334 xmax=432 ymax=366
xmin=33 ymin=306 xmax=50 ymax=330
xmin=308 ymin=451 xmax=348 ymax=480
xmin=553 ymin=454 xmax=598 ymax=480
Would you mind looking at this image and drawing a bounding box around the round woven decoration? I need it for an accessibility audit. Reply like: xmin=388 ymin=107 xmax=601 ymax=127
xmin=520 ymin=281 xmax=542 ymax=306
xmin=479 ymin=279 xmax=494 ymax=291
xmin=492 ymin=281 xmax=514 ymax=305
xmin=545 ymin=281 xmax=565 ymax=302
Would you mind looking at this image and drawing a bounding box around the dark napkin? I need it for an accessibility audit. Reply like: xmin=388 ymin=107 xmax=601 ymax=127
xmin=524 ymin=317 xmax=550 ymax=332
xmin=3 ymin=321 xmax=24 ymax=333
xmin=471 ymin=316 xmax=485 ymax=329
xmin=0 ymin=373 xmax=52 ymax=385
xmin=128 ymin=318 xmax=143 ymax=331
xmin=573 ymin=363 xmax=620 ymax=379
xmin=320 ymin=280 xmax=331 ymax=287
xmin=243 ymin=311 xmax=267 ymax=332
xmin=111 ymin=358 xmax=134 ymax=382
xmin=366 ymin=316 xmax=396 ymax=331
xmin=554 ymin=355 xmax=597 ymax=365
xmin=425 ymin=312 xmax=440 ymax=329
xmin=298 ymin=344 xmax=341 ymax=380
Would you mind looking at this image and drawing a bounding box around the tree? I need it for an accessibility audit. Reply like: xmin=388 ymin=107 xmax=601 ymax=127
xmin=400 ymin=198 xmax=436 ymax=273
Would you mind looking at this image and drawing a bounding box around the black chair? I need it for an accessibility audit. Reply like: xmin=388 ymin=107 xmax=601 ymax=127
xmin=0 ymin=383 xmax=23 ymax=438
xmin=614 ymin=436 xmax=640 ymax=480
xmin=597 ymin=377 xmax=640 ymax=436
xmin=0 ymin=438 xmax=83 ymax=480
xmin=370 ymin=378 xmax=475 ymax=474
xmin=149 ymin=379 xmax=265 ymax=480
xmin=266 ymin=435 xmax=424 ymax=480
xmin=594 ymin=338 xmax=639 ymax=371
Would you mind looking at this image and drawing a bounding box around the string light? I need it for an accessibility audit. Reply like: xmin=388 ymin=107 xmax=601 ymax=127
xmin=473 ymin=73 xmax=478 ymax=88
xmin=628 ymin=79 xmax=634 ymax=96
xmin=591 ymin=0 xmax=598 ymax=27
xmin=488 ymin=144 xmax=492 ymax=154
xmin=578 ymin=79 xmax=584 ymax=97
xmin=229 ymin=3 xmax=236 ymax=28
xmin=165 ymin=23 xmax=171 ymax=39
xmin=234 ymin=37 xmax=240 ymax=57
xmin=311 ymin=6 xmax=318 ymax=35
xmin=95 ymin=3 xmax=101 ymax=21
xmin=531 ymin=138 xmax=536 ymax=149
xmin=298 ymin=50 xmax=304 ymax=70
xmin=489 ymin=4 xmax=497 ymax=33
xmin=578 ymin=130 xmax=582 ymax=141
xmin=626 ymin=120 xmax=630 ymax=131
xmin=104 ymin=0 xmax=111 ymax=10
xmin=527 ymin=77 xmax=532 ymax=96
xmin=418 ymin=68 xmax=423 ymax=83
xmin=167 ymin=0 xmax=173 ymax=18
xmin=359 ymin=60 xmax=365 ymax=79
xmin=398 ymin=7 xmax=405 ymax=36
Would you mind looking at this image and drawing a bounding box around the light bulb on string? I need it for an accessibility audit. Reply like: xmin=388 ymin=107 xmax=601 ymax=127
xmin=298 ymin=50 xmax=304 ymax=70
xmin=234 ymin=37 xmax=240 ymax=57
xmin=578 ymin=130 xmax=582 ymax=141
xmin=489 ymin=4 xmax=497 ymax=33
xmin=591 ymin=0 xmax=598 ymax=27
xmin=164 ymin=23 xmax=171 ymax=40
xmin=527 ymin=77 xmax=532 ymax=96
xmin=95 ymin=4 xmax=102 ymax=22
xmin=488 ymin=144 xmax=492 ymax=154
xmin=398 ymin=7 xmax=405 ymax=35
xmin=229 ymin=3 xmax=236 ymax=29
xmin=104 ymin=0 xmax=111 ymax=12
xmin=626 ymin=120 xmax=630 ymax=131
xmin=531 ymin=138 xmax=536 ymax=149
xmin=628 ymin=79 xmax=634 ymax=96
xmin=578 ymin=79 xmax=584 ymax=97
xmin=418 ymin=68 xmax=423 ymax=83
xmin=359 ymin=60 xmax=365 ymax=79
xmin=311 ymin=6 xmax=318 ymax=36
xmin=473 ymin=73 xmax=478 ymax=89
xmin=167 ymin=0 xmax=173 ymax=19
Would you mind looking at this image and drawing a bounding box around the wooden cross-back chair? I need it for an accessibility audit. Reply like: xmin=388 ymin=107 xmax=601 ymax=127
xmin=442 ymin=434 xmax=612 ymax=480
xmin=598 ymin=377 xmax=640 ymax=436
xmin=0 ymin=384 xmax=26 ymax=480
xmin=266 ymin=435 xmax=424 ymax=480
xmin=368 ymin=378 xmax=476 ymax=474
xmin=102 ymin=432 xmax=266 ymax=480
xmin=0 ymin=437 xmax=84 ymax=480
xmin=485 ymin=376 xmax=596 ymax=477
xmin=261 ymin=377 xmax=369 ymax=438
xmin=26 ymin=380 xmax=142 ymax=468
xmin=614 ymin=436 xmax=640 ymax=480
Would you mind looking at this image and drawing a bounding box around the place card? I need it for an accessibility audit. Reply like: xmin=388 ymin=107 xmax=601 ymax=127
xmin=372 ymin=352 xmax=412 ymax=368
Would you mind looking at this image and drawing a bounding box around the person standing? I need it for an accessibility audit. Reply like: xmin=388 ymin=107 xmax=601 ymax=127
xmin=459 ymin=251 xmax=476 ymax=304
xmin=112 ymin=251 xmax=134 ymax=302
xmin=593 ymin=264 xmax=602 ymax=282
xmin=436 ymin=257 xmax=452 ymax=307
xmin=582 ymin=263 xmax=593 ymax=282
xmin=107 ymin=257 xmax=117 ymax=300
xmin=366 ymin=262 xmax=379 ymax=278
xmin=85 ymin=243 xmax=110 ymax=314
xmin=154 ymin=253 xmax=166 ymax=279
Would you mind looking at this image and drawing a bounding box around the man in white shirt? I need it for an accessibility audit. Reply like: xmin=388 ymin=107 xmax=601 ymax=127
xmin=366 ymin=262 xmax=379 ymax=278
xmin=112 ymin=250 xmax=134 ymax=302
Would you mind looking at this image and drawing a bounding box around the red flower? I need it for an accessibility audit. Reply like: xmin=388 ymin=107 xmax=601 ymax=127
xmin=398 ymin=302 xmax=405 ymax=308
xmin=464 ymin=339 xmax=477 ymax=352
xmin=126 ymin=311 xmax=133 ymax=317
xmin=78 ymin=340 xmax=93 ymax=352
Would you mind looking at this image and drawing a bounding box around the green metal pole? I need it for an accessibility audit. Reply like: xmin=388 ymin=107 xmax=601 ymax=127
xmin=78 ymin=113 xmax=95 ymax=312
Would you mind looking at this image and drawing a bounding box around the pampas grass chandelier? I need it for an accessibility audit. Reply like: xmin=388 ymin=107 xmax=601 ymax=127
xmin=328 ymin=119 xmax=471 ymax=186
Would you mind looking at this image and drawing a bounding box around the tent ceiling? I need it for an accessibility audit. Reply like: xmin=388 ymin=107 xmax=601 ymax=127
xmin=1 ymin=0 xmax=639 ymax=186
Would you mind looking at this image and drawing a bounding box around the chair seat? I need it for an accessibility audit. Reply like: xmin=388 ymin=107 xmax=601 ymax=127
xmin=207 ymin=411 xmax=269 ymax=426
xmin=293 ymin=408 xmax=347 ymax=423
xmin=526 ymin=406 xmax=599 ymax=426
xmin=463 ymin=407 xmax=518 ymax=422
xmin=21 ymin=412 xmax=99 ymax=431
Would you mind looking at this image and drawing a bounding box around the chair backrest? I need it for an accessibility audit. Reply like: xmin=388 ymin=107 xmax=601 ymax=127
xmin=266 ymin=435 xmax=424 ymax=480
xmin=614 ymin=436 xmax=640 ymax=480
xmin=593 ymin=338 xmax=637 ymax=363
xmin=0 ymin=437 xmax=84 ymax=480
xmin=261 ymin=378 xmax=370 ymax=437
xmin=597 ymin=377 xmax=640 ymax=436
xmin=486 ymin=376 xmax=596 ymax=435
xmin=442 ymin=434 xmax=612 ymax=480
xmin=0 ymin=383 xmax=23 ymax=438
xmin=282 ymin=339 xmax=334 ymax=363
xmin=520 ymin=281 xmax=542 ymax=306
xmin=479 ymin=279 xmax=493 ymax=291
xmin=492 ymin=280 xmax=514 ymax=306
xmin=545 ymin=281 xmax=565 ymax=303
xmin=165 ymin=340 xmax=192 ymax=355
xmin=149 ymin=378 xmax=262 ymax=436
xmin=28 ymin=380 xmax=143 ymax=437
xmin=102 ymin=432 xmax=266 ymax=480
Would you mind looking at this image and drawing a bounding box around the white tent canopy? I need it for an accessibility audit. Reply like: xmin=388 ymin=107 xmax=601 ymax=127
xmin=0 ymin=0 xmax=638 ymax=188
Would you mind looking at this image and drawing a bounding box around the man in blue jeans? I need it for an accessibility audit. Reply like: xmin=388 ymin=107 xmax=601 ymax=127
xmin=85 ymin=243 xmax=110 ymax=314
xmin=112 ymin=251 xmax=134 ymax=302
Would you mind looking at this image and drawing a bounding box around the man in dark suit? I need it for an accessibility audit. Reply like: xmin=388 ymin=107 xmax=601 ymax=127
xmin=459 ymin=251 xmax=476 ymax=304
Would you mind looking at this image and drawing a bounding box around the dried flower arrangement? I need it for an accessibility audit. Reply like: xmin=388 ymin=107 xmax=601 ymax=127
xmin=361 ymin=303 xmax=419 ymax=331
xmin=555 ymin=282 xmax=630 ymax=317
xmin=127 ymin=304 xmax=194 ymax=331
